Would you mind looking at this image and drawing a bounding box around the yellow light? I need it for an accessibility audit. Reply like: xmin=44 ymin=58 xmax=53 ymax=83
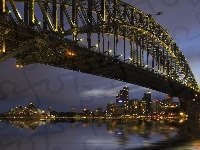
xmin=77 ymin=38 xmax=84 ymax=42
xmin=67 ymin=51 xmax=75 ymax=56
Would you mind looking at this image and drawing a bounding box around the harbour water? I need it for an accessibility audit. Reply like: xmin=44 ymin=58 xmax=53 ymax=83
xmin=0 ymin=118 xmax=200 ymax=150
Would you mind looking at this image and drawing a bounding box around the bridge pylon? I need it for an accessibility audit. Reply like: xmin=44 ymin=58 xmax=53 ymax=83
xmin=0 ymin=30 xmax=5 ymax=53
xmin=0 ymin=0 xmax=5 ymax=53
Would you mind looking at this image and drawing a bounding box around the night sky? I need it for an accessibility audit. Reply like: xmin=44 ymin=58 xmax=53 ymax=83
xmin=0 ymin=0 xmax=200 ymax=113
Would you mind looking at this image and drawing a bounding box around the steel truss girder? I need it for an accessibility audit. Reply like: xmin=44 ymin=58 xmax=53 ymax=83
xmin=59 ymin=0 xmax=198 ymax=91
xmin=1 ymin=0 xmax=199 ymax=93
xmin=64 ymin=23 xmax=198 ymax=89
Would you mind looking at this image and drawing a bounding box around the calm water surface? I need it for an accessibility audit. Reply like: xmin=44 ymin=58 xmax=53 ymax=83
xmin=0 ymin=118 xmax=200 ymax=150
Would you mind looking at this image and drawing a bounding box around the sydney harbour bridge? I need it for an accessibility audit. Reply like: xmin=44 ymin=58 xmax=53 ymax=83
xmin=0 ymin=0 xmax=199 ymax=115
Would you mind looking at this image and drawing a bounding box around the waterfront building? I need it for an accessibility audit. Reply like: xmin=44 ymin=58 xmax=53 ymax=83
xmin=15 ymin=105 xmax=24 ymax=114
xmin=115 ymin=98 xmax=125 ymax=115
xmin=107 ymin=102 xmax=115 ymax=115
xmin=159 ymin=98 xmax=181 ymax=115
xmin=47 ymin=107 xmax=52 ymax=116
xmin=143 ymin=91 xmax=151 ymax=103
xmin=116 ymin=86 xmax=129 ymax=115
xmin=95 ymin=108 xmax=103 ymax=116
xmin=129 ymin=99 xmax=139 ymax=115
xmin=151 ymin=100 xmax=160 ymax=114
xmin=83 ymin=109 xmax=92 ymax=117
xmin=142 ymin=91 xmax=152 ymax=114
xmin=139 ymin=99 xmax=147 ymax=115
xmin=27 ymin=103 xmax=38 ymax=113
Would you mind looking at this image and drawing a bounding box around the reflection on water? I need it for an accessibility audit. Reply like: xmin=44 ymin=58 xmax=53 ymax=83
xmin=7 ymin=118 xmax=47 ymax=131
xmin=0 ymin=117 xmax=200 ymax=150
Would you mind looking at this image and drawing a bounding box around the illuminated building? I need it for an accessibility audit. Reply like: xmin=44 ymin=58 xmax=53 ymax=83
xmin=129 ymin=99 xmax=139 ymax=115
xmin=26 ymin=103 xmax=38 ymax=113
xmin=143 ymin=91 xmax=151 ymax=102
xmin=115 ymin=86 xmax=129 ymax=115
xmin=83 ymin=109 xmax=92 ymax=116
xmin=96 ymin=108 xmax=103 ymax=116
xmin=115 ymin=98 xmax=125 ymax=115
xmin=139 ymin=100 xmax=147 ymax=115
xmin=107 ymin=102 xmax=115 ymax=115
xmin=151 ymin=100 xmax=160 ymax=114
xmin=159 ymin=99 xmax=181 ymax=115
xmin=47 ymin=107 xmax=52 ymax=116
xmin=142 ymin=91 xmax=152 ymax=114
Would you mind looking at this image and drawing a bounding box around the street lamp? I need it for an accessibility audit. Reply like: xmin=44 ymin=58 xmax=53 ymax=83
xmin=91 ymin=44 xmax=99 ymax=48
xmin=75 ymin=38 xmax=84 ymax=42
xmin=103 ymin=49 xmax=112 ymax=55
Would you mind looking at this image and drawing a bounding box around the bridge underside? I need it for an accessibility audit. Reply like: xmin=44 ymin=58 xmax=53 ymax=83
xmin=19 ymin=42 xmax=198 ymax=114
xmin=45 ymin=48 xmax=200 ymax=114
xmin=15 ymin=40 xmax=197 ymax=99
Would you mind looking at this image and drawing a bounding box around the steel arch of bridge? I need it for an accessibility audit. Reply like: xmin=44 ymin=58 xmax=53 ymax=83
xmin=0 ymin=0 xmax=199 ymax=100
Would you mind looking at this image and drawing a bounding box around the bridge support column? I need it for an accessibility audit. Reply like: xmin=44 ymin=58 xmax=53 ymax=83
xmin=0 ymin=30 xmax=5 ymax=53
xmin=52 ymin=0 xmax=58 ymax=31
xmin=24 ymin=0 xmax=29 ymax=25
xmin=101 ymin=0 xmax=106 ymax=22
xmin=0 ymin=0 xmax=5 ymax=53
xmin=0 ymin=0 xmax=5 ymax=14
xmin=43 ymin=0 xmax=48 ymax=30
xmin=130 ymin=40 xmax=136 ymax=64
xmin=29 ymin=0 xmax=34 ymax=25
xmin=72 ymin=0 xmax=77 ymax=41
xmin=87 ymin=0 xmax=92 ymax=48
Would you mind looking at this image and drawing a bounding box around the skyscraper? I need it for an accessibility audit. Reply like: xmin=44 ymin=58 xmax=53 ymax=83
xmin=115 ymin=86 xmax=129 ymax=115
xmin=107 ymin=102 xmax=115 ymax=115
xmin=129 ymin=99 xmax=139 ymax=115
xmin=151 ymin=100 xmax=160 ymax=114
xmin=143 ymin=91 xmax=151 ymax=103
xmin=142 ymin=91 xmax=152 ymax=114
xmin=115 ymin=93 xmax=125 ymax=115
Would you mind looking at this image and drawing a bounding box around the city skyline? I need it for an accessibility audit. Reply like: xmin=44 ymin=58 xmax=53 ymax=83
xmin=1 ymin=87 xmax=176 ymax=114
xmin=0 ymin=0 xmax=200 ymax=113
